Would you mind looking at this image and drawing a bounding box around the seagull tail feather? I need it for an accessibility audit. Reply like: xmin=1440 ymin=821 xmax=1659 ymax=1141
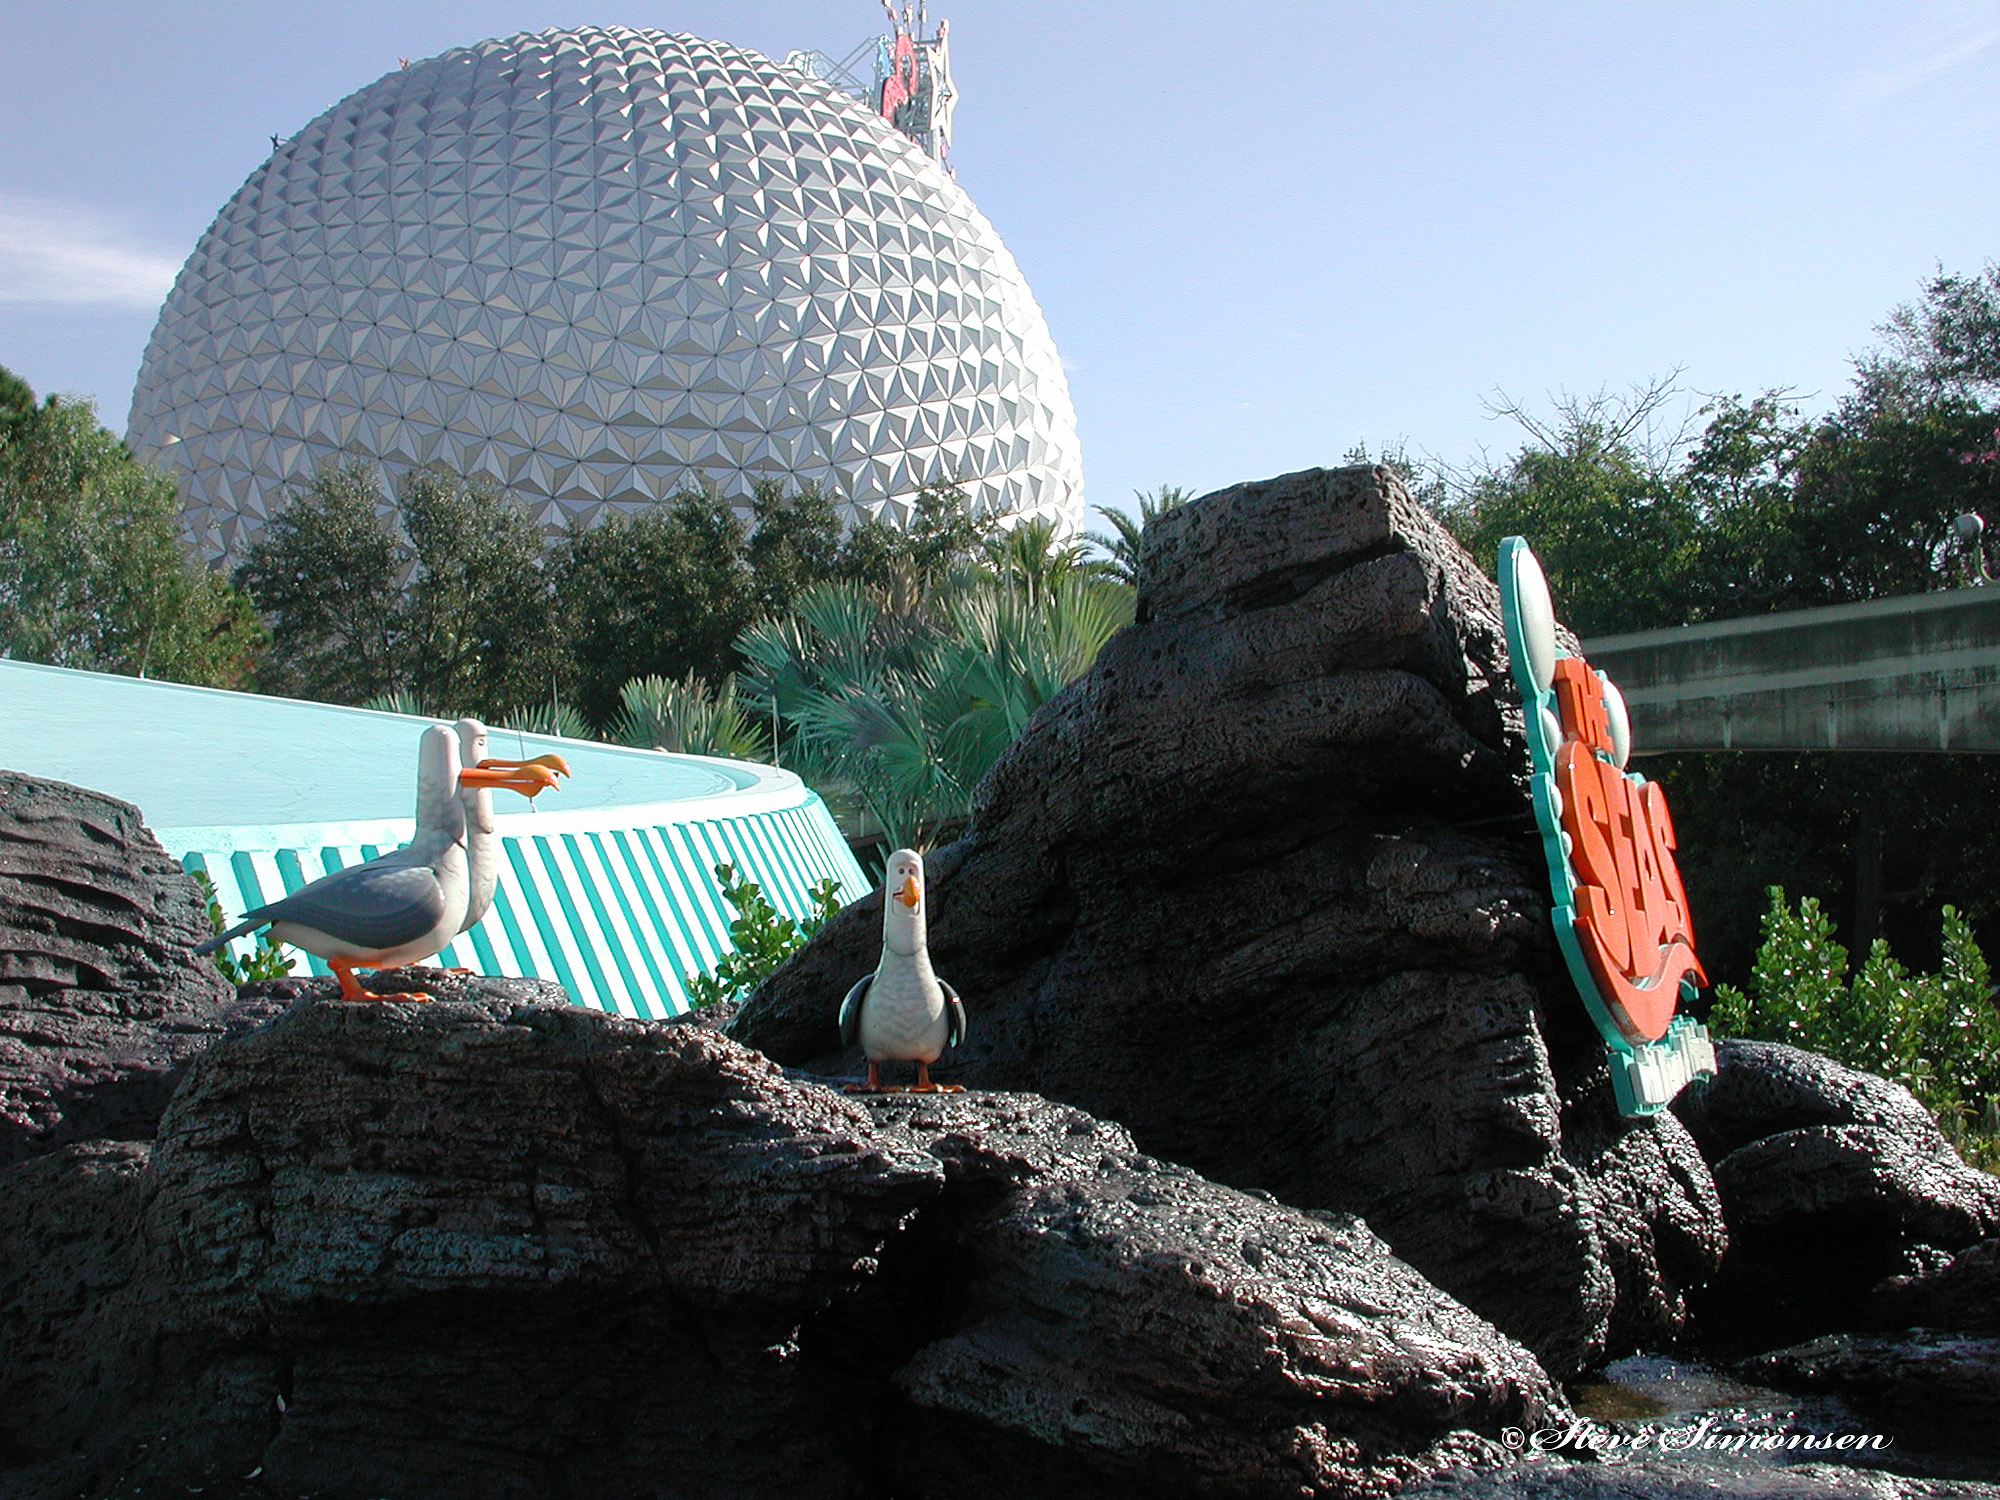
xmin=195 ymin=917 xmax=267 ymax=955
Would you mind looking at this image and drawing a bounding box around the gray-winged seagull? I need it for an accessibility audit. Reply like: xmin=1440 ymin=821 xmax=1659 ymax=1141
xmin=195 ymin=723 xmax=557 ymax=999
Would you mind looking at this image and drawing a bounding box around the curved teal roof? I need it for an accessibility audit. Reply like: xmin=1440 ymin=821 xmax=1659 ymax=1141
xmin=0 ymin=658 xmax=774 ymax=842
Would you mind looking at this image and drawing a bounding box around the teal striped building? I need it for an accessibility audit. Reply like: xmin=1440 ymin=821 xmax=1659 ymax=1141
xmin=0 ymin=660 xmax=867 ymax=1017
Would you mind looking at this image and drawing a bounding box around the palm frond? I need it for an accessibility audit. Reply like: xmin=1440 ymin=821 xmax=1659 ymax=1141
xmin=359 ymin=689 xmax=435 ymax=717
xmin=609 ymin=672 xmax=768 ymax=759
xmin=497 ymin=699 xmax=592 ymax=740
xmin=1083 ymin=485 xmax=1192 ymax=585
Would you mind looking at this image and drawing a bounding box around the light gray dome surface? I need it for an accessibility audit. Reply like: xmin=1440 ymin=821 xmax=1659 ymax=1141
xmin=128 ymin=26 xmax=1082 ymax=561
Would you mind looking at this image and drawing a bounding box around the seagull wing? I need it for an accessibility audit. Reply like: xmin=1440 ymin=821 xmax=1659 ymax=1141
xmin=839 ymin=974 xmax=871 ymax=1049
xmin=939 ymin=977 xmax=966 ymax=1050
xmin=234 ymin=862 xmax=447 ymax=952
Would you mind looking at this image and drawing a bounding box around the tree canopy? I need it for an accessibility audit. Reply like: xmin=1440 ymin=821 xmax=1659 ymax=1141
xmin=1437 ymin=262 xmax=2000 ymax=979
xmin=0 ymin=365 xmax=261 ymax=687
xmin=233 ymin=467 xmax=1004 ymax=731
xmin=235 ymin=461 xmax=559 ymax=718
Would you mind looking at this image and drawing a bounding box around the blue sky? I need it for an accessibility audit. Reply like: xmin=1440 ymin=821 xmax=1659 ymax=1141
xmin=3 ymin=1 xmax=1998 ymax=520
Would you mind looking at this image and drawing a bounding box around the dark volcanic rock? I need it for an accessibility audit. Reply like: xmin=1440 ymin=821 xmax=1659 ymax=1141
xmin=0 ymin=771 xmax=285 ymax=1167
xmin=1743 ymin=1331 xmax=2000 ymax=1456
xmin=1672 ymin=1042 xmax=2000 ymax=1354
xmin=229 ymin=968 xmax=573 ymax=1008
xmin=851 ymin=1091 xmax=1557 ymax=1498
xmin=1871 ymin=1238 xmax=2000 ymax=1335
xmin=1561 ymin=1071 xmax=1729 ymax=1357
xmin=0 ymin=997 xmax=1562 ymax=1500
xmin=1673 ymin=1040 xmax=1957 ymax=1163
xmin=731 ymin=465 xmax=1725 ymax=1377
xmin=0 ymin=1139 xmax=155 ymax=1489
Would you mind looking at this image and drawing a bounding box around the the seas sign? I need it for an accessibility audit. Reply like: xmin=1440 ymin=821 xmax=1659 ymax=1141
xmin=1497 ymin=537 xmax=1716 ymax=1116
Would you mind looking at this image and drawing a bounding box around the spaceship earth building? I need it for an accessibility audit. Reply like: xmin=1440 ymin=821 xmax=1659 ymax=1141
xmin=128 ymin=26 xmax=1083 ymax=561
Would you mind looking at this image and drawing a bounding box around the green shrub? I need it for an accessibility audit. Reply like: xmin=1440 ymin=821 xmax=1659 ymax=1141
xmin=610 ymin=672 xmax=768 ymax=759
xmin=495 ymin=699 xmax=593 ymax=740
xmin=359 ymin=689 xmax=434 ymax=717
xmin=1711 ymin=888 xmax=2000 ymax=1161
xmin=189 ymin=869 xmax=295 ymax=983
xmin=684 ymin=863 xmax=843 ymax=1009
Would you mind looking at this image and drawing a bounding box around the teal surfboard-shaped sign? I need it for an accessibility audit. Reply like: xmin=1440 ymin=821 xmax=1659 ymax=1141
xmin=1496 ymin=537 xmax=1716 ymax=1116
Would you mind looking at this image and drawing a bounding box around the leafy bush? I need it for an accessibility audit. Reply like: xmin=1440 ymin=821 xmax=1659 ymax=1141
xmin=189 ymin=870 xmax=294 ymax=983
xmin=610 ymin=672 xmax=767 ymax=758
xmin=1711 ymin=888 xmax=2000 ymax=1157
xmin=684 ymin=863 xmax=844 ymax=1009
xmin=495 ymin=699 xmax=592 ymax=740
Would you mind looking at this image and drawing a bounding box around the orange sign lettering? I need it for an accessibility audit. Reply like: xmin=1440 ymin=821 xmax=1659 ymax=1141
xmin=1549 ymin=658 xmax=1704 ymax=1042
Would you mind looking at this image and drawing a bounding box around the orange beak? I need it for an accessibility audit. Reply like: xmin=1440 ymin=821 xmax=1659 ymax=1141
xmin=459 ymin=763 xmax=561 ymax=799
xmin=895 ymin=874 xmax=921 ymax=908
xmin=481 ymin=753 xmax=572 ymax=780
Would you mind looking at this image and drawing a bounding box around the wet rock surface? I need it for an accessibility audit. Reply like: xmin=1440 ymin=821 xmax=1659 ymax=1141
xmin=1870 ymin=1237 xmax=2000 ymax=1335
xmin=0 ymin=998 xmax=1563 ymax=1500
xmin=732 ymin=465 xmax=1725 ymax=1377
xmin=0 ymin=772 xmax=286 ymax=1168
xmin=1742 ymin=1333 xmax=2000 ymax=1458
xmin=1406 ymin=1354 xmax=2000 ymax=1498
xmin=1409 ymin=1454 xmax=2000 ymax=1497
xmin=1672 ymin=1041 xmax=1951 ymax=1162
xmin=1672 ymin=1041 xmax=2000 ymax=1353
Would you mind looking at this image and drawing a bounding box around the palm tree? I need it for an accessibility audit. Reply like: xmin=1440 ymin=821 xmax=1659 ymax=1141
xmin=609 ymin=672 xmax=768 ymax=758
xmin=937 ymin=574 xmax=1132 ymax=772
xmin=737 ymin=555 xmax=1134 ymax=853
xmin=1084 ymin=485 xmax=1194 ymax=586
xmin=981 ymin=516 xmax=1106 ymax=606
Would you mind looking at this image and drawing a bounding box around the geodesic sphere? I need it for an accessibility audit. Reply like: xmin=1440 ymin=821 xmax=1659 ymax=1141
xmin=127 ymin=26 xmax=1083 ymax=561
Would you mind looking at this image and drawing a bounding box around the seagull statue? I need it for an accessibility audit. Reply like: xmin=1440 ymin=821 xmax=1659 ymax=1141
xmin=452 ymin=717 xmax=570 ymax=933
xmin=195 ymin=723 xmax=558 ymax=1000
xmin=840 ymin=847 xmax=966 ymax=1092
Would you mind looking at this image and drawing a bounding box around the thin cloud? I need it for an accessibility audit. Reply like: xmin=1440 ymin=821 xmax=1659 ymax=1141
xmin=0 ymin=197 xmax=181 ymax=308
xmin=1858 ymin=16 xmax=2000 ymax=99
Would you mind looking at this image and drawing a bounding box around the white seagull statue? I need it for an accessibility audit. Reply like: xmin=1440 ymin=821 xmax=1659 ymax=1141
xmin=452 ymin=717 xmax=570 ymax=934
xmin=196 ymin=723 xmax=557 ymax=999
xmin=839 ymin=847 xmax=966 ymax=1092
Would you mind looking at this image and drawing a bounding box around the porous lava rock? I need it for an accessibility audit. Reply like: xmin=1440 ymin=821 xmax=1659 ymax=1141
xmin=1672 ymin=1041 xmax=2000 ymax=1354
xmin=0 ymin=771 xmax=284 ymax=1167
xmin=1870 ymin=1237 xmax=2000 ymax=1336
xmin=1672 ymin=1040 xmax=1954 ymax=1162
xmin=848 ymin=1089 xmax=1558 ymax=1498
xmin=1741 ymin=1331 xmax=2000 ymax=1456
xmin=730 ymin=464 xmax=1726 ymax=1377
xmin=0 ymin=997 xmax=1562 ymax=1500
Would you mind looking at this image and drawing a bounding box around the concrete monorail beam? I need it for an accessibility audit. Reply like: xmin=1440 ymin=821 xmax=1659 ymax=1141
xmin=1582 ymin=586 xmax=2000 ymax=754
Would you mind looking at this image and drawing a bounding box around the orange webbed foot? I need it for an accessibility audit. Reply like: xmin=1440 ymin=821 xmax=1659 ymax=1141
xmin=844 ymin=1061 xmax=890 ymax=1093
xmin=910 ymin=1063 xmax=961 ymax=1093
